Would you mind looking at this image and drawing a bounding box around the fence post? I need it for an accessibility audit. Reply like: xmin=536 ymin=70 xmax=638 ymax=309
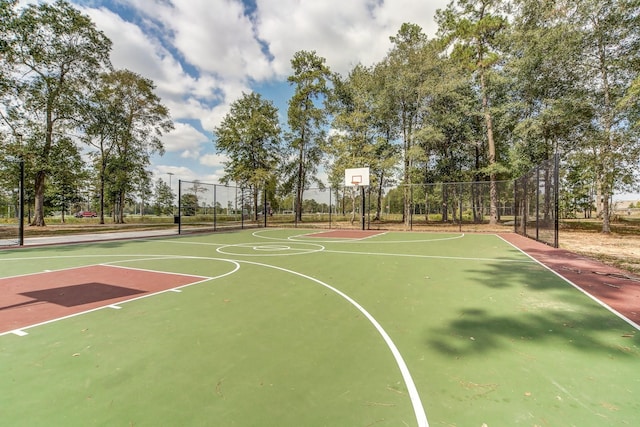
xmin=459 ymin=183 xmax=463 ymax=232
xmin=177 ymin=180 xmax=182 ymax=235
xmin=329 ymin=186 xmax=332 ymax=229
xmin=361 ymin=186 xmax=365 ymax=230
xmin=536 ymin=166 xmax=540 ymax=241
xmin=18 ymin=159 xmax=24 ymax=246
xmin=213 ymin=184 xmax=217 ymax=231
xmin=263 ymin=186 xmax=267 ymax=228
xmin=554 ymin=153 xmax=560 ymax=248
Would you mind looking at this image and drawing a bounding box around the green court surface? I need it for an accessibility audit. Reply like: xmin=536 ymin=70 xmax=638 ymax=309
xmin=1 ymin=229 xmax=639 ymax=426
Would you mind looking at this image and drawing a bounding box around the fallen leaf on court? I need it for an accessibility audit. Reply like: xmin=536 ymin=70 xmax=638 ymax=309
xmin=470 ymin=337 xmax=475 ymax=340
xmin=600 ymin=401 xmax=620 ymax=411
xmin=72 ymin=353 xmax=80 ymax=357
xmin=524 ymin=392 xmax=532 ymax=397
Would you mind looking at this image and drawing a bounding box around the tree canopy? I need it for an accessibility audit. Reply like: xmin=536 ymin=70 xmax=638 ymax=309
xmin=213 ymin=0 xmax=639 ymax=232
xmin=2 ymin=0 xmax=639 ymax=233
xmin=0 ymin=0 xmax=172 ymax=224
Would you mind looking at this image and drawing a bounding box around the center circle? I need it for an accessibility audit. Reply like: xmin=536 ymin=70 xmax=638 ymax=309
xmin=216 ymin=242 xmax=324 ymax=257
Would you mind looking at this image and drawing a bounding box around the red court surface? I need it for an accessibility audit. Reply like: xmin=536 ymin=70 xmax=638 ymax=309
xmin=0 ymin=265 xmax=206 ymax=334
xmin=502 ymin=233 xmax=640 ymax=327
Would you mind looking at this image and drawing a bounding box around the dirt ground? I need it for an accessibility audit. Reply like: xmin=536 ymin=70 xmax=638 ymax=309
xmin=559 ymin=230 xmax=640 ymax=274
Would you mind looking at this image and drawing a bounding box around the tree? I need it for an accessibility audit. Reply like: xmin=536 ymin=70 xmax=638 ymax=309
xmin=436 ymin=0 xmax=509 ymax=224
xmin=153 ymin=178 xmax=174 ymax=215
xmin=383 ymin=23 xmax=430 ymax=227
xmin=285 ymin=50 xmax=332 ymax=222
xmin=573 ymin=0 xmax=640 ymax=232
xmin=82 ymin=69 xmax=173 ymax=223
xmin=327 ymin=64 xmax=379 ymax=223
xmin=181 ymin=193 xmax=198 ymax=216
xmin=0 ymin=1 xmax=18 ymax=100
xmin=45 ymin=136 xmax=88 ymax=221
xmin=2 ymin=0 xmax=112 ymax=226
xmin=213 ymin=92 xmax=281 ymax=220
xmin=505 ymin=0 xmax=594 ymax=227
xmin=507 ymin=0 xmax=590 ymax=172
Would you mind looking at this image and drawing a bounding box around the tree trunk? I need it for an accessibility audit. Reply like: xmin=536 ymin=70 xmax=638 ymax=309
xmin=99 ymin=159 xmax=106 ymax=224
xmin=375 ymin=173 xmax=384 ymax=221
xmin=602 ymin=192 xmax=611 ymax=233
xmin=117 ymin=192 xmax=125 ymax=223
xmin=32 ymin=112 xmax=55 ymax=226
xmin=480 ymin=69 xmax=499 ymax=225
xmin=31 ymin=171 xmax=47 ymax=226
xmin=253 ymin=187 xmax=259 ymax=221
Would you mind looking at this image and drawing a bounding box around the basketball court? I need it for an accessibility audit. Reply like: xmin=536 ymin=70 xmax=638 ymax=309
xmin=1 ymin=228 xmax=639 ymax=426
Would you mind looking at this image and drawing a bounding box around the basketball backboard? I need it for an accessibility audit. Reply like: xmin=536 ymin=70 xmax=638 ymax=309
xmin=344 ymin=167 xmax=370 ymax=187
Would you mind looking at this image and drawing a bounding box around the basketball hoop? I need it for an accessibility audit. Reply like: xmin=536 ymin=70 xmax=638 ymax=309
xmin=343 ymin=168 xmax=369 ymax=231
xmin=344 ymin=168 xmax=369 ymax=188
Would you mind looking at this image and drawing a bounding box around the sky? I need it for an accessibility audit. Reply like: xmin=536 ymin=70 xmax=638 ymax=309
xmin=20 ymin=0 xmax=450 ymax=193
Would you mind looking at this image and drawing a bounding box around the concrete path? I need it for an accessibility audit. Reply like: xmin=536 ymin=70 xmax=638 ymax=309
xmin=1 ymin=228 xmax=178 ymax=248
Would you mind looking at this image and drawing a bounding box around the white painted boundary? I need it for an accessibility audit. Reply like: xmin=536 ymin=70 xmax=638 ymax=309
xmin=235 ymin=258 xmax=430 ymax=427
xmin=251 ymin=228 xmax=465 ymax=244
xmin=0 ymin=257 xmax=237 ymax=337
xmin=0 ymin=252 xmax=430 ymax=426
xmin=497 ymin=234 xmax=640 ymax=331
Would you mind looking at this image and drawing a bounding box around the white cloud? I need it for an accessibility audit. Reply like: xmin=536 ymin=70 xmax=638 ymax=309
xmin=255 ymin=0 xmax=444 ymax=76
xmin=200 ymin=154 xmax=228 ymax=168
xmin=162 ymin=122 xmax=208 ymax=153
xmin=22 ymin=0 xmax=449 ymax=184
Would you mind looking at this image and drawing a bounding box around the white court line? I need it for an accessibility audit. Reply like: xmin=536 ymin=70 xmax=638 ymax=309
xmin=5 ymin=252 xmax=430 ymax=426
xmin=0 ymin=257 xmax=239 ymax=337
xmin=235 ymin=258 xmax=430 ymax=427
xmin=497 ymin=234 xmax=640 ymax=331
xmin=251 ymin=228 xmax=464 ymax=244
xmin=0 ymin=255 xmax=179 ymax=280
xmin=215 ymin=242 xmax=325 ymax=257
xmin=291 ymin=230 xmax=389 ymax=242
xmin=98 ymin=262 xmax=210 ymax=280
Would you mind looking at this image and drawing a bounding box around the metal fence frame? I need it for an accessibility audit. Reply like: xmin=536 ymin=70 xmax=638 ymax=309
xmin=514 ymin=154 xmax=560 ymax=248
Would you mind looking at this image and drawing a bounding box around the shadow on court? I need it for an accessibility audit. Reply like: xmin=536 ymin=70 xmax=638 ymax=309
xmin=0 ymin=283 xmax=145 ymax=311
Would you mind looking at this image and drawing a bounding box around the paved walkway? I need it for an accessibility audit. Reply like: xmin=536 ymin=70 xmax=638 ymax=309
xmin=2 ymin=228 xmax=178 ymax=248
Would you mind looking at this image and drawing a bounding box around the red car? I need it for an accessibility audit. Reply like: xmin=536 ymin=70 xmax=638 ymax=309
xmin=75 ymin=211 xmax=97 ymax=218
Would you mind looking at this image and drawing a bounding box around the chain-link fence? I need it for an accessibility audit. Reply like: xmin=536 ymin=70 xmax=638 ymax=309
xmin=259 ymin=180 xmax=516 ymax=232
xmin=0 ymin=159 xmax=24 ymax=247
xmin=514 ymin=155 xmax=560 ymax=247
xmin=177 ymin=180 xmax=267 ymax=233
xmin=0 ymin=198 xmax=20 ymax=247
xmin=177 ymin=162 xmax=558 ymax=244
